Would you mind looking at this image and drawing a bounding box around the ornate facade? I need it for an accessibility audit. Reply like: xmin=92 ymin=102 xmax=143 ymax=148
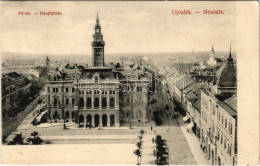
xmin=45 ymin=14 xmax=151 ymax=127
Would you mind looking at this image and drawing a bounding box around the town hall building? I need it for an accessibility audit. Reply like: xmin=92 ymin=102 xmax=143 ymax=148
xmin=45 ymin=14 xmax=153 ymax=127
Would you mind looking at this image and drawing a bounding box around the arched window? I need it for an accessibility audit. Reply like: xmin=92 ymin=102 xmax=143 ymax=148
xmin=95 ymin=97 xmax=99 ymax=108
xmin=87 ymin=98 xmax=92 ymax=108
xmin=66 ymin=98 xmax=69 ymax=106
xmin=102 ymin=97 xmax=107 ymax=108
xmin=79 ymin=98 xmax=84 ymax=108
xmin=53 ymin=111 xmax=58 ymax=119
xmin=110 ymin=97 xmax=115 ymax=108
xmin=95 ymin=77 xmax=98 ymax=82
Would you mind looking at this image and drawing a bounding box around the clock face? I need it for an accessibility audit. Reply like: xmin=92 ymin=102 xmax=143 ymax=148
xmin=96 ymin=28 xmax=99 ymax=33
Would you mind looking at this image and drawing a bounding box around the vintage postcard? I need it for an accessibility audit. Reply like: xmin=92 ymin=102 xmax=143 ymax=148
xmin=0 ymin=1 xmax=259 ymax=165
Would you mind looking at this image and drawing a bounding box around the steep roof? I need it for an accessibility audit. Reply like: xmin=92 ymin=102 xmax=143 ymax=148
xmin=223 ymin=94 xmax=237 ymax=111
xmin=186 ymin=83 xmax=207 ymax=99
xmin=215 ymin=51 xmax=237 ymax=87
xmin=175 ymin=76 xmax=195 ymax=90
xmin=217 ymin=101 xmax=237 ymax=117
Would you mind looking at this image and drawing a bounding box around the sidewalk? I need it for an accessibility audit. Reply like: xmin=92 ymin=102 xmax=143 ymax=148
xmin=179 ymin=118 xmax=209 ymax=165
xmin=141 ymin=134 xmax=156 ymax=165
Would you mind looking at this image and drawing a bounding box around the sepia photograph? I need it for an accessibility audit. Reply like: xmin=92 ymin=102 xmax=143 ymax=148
xmin=0 ymin=1 xmax=259 ymax=165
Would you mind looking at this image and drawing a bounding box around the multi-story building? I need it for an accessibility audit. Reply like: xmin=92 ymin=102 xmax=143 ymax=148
xmin=2 ymin=72 xmax=31 ymax=118
xmin=200 ymin=89 xmax=237 ymax=165
xmin=45 ymin=14 xmax=151 ymax=127
xmin=200 ymin=49 xmax=237 ymax=165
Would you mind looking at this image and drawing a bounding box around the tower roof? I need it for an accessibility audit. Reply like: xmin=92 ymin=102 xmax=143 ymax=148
xmin=96 ymin=12 xmax=99 ymax=24
xmin=215 ymin=45 xmax=236 ymax=87
xmin=46 ymin=56 xmax=49 ymax=61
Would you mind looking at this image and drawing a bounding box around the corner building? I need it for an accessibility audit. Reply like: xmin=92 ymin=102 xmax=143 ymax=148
xmin=46 ymin=14 xmax=150 ymax=127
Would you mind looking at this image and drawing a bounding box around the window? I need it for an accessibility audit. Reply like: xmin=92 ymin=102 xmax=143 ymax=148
xmin=72 ymin=87 xmax=74 ymax=92
xmin=110 ymin=97 xmax=115 ymax=108
xmin=95 ymin=77 xmax=98 ymax=82
xmin=53 ymin=88 xmax=55 ymax=93
xmin=72 ymin=98 xmax=74 ymax=106
xmin=230 ymin=124 xmax=233 ymax=134
xmin=225 ymin=119 xmax=227 ymax=128
xmin=56 ymin=88 xmax=58 ymax=93
xmin=54 ymin=98 xmax=58 ymax=105
xmin=79 ymin=98 xmax=84 ymax=108
xmin=94 ymin=97 xmax=99 ymax=108
xmin=87 ymin=98 xmax=92 ymax=108
xmin=66 ymin=98 xmax=69 ymax=106
xmin=48 ymin=87 xmax=50 ymax=92
xmin=66 ymin=88 xmax=69 ymax=93
xmin=102 ymin=98 xmax=107 ymax=108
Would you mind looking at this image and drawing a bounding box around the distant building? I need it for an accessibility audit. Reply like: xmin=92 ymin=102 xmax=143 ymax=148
xmin=28 ymin=66 xmax=48 ymax=83
xmin=198 ymin=45 xmax=224 ymax=69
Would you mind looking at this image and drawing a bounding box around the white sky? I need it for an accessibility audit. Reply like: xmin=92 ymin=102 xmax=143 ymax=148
xmin=0 ymin=1 xmax=236 ymax=56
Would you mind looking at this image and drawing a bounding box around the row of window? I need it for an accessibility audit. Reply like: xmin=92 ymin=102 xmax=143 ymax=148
xmin=80 ymin=90 xmax=116 ymax=95
xmin=78 ymin=97 xmax=115 ymax=108
xmin=52 ymin=97 xmax=115 ymax=108
xmin=218 ymin=131 xmax=233 ymax=156
xmin=49 ymin=87 xmax=75 ymax=93
xmin=202 ymin=96 xmax=233 ymax=135
xmin=53 ymin=98 xmax=75 ymax=106
xmin=218 ymin=111 xmax=233 ymax=134
xmin=52 ymin=110 xmax=74 ymax=119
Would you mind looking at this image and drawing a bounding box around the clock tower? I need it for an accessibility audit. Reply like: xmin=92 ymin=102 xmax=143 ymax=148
xmin=92 ymin=12 xmax=105 ymax=67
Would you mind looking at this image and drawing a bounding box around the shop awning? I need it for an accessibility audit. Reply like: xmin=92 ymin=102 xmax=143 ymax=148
xmin=183 ymin=116 xmax=189 ymax=122
xmin=187 ymin=122 xmax=194 ymax=129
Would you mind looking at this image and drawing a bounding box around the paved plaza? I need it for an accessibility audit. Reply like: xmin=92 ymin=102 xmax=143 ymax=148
xmin=4 ymin=100 xmax=208 ymax=165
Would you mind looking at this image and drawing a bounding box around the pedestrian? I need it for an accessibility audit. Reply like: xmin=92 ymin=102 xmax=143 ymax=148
xmin=151 ymin=126 xmax=153 ymax=131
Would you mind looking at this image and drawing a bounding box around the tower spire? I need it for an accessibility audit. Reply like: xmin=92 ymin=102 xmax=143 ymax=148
xmin=229 ymin=43 xmax=232 ymax=58
xmin=228 ymin=43 xmax=234 ymax=63
xmin=211 ymin=44 xmax=215 ymax=54
xmin=96 ymin=11 xmax=99 ymax=24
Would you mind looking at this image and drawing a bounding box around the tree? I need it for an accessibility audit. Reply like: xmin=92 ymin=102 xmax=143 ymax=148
xmin=136 ymin=141 xmax=142 ymax=149
xmin=27 ymin=131 xmax=43 ymax=145
xmin=153 ymin=111 xmax=163 ymax=126
xmin=133 ymin=149 xmax=142 ymax=165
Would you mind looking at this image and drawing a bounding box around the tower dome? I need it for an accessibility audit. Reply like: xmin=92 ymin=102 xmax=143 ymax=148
xmin=215 ymin=45 xmax=236 ymax=88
